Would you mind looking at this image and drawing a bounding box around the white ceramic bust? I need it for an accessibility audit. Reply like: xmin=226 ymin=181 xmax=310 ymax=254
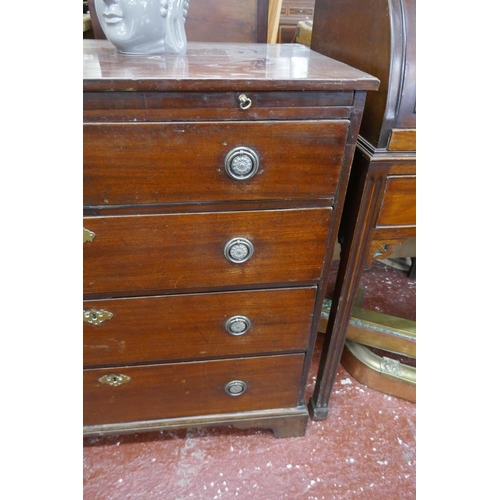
xmin=95 ymin=0 xmax=190 ymax=55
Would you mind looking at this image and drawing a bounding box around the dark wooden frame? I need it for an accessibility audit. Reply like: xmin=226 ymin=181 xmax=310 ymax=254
xmin=308 ymin=0 xmax=416 ymax=420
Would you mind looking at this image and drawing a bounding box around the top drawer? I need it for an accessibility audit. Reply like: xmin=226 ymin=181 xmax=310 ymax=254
xmin=83 ymin=120 xmax=349 ymax=207
xmin=83 ymin=91 xmax=354 ymax=122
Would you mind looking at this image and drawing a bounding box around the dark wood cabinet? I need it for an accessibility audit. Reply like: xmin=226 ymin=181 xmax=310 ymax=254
xmin=308 ymin=0 xmax=416 ymax=419
xmin=83 ymin=40 xmax=378 ymax=437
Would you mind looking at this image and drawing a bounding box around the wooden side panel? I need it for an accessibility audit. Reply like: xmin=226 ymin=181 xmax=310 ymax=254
xmin=394 ymin=0 xmax=416 ymax=129
xmin=311 ymin=0 xmax=392 ymax=147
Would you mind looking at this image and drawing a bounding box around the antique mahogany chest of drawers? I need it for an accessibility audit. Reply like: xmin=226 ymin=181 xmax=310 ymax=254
xmin=83 ymin=40 xmax=378 ymax=438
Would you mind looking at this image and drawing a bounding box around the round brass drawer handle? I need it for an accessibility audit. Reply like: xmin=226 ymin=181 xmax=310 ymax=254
xmin=224 ymin=147 xmax=259 ymax=180
xmin=225 ymin=380 xmax=248 ymax=396
xmin=225 ymin=315 xmax=252 ymax=336
xmin=224 ymin=237 xmax=254 ymax=264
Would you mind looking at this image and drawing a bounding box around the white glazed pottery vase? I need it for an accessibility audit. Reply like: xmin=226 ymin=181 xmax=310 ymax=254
xmin=94 ymin=0 xmax=190 ymax=55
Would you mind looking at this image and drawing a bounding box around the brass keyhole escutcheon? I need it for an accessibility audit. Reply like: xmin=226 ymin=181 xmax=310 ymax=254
xmin=83 ymin=227 xmax=96 ymax=243
xmin=83 ymin=309 xmax=113 ymax=326
xmin=98 ymin=374 xmax=131 ymax=387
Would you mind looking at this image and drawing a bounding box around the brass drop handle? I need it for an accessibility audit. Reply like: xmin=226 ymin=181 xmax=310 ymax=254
xmin=225 ymin=380 xmax=248 ymax=396
xmin=238 ymin=93 xmax=252 ymax=110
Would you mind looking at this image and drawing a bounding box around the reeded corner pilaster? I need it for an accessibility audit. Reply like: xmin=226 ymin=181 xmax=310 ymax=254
xmin=307 ymin=398 xmax=329 ymax=421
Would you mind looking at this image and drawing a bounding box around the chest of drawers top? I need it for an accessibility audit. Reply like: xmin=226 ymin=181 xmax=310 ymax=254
xmin=83 ymin=41 xmax=378 ymax=93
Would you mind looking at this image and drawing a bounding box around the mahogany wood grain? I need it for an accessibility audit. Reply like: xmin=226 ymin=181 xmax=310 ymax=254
xmin=393 ymin=0 xmax=416 ymax=130
xmin=83 ymin=287 xmax=316 ymax=366
xmin=83 ymin=208 xmax=332 ymax=296
xmin=84 ymin=106 xmax=352 ymax=123
xmin=386 ymin=159 xmax=416 ymax=176
xmin=311 ymin=0 xmax=391 ymax=147
xmin=83 ymin=90 xmax=354 ymax=122
xmin=84 ymin=407 xmax=310 ymax=439
xmin=83 ymin=41 xmax=380 ymax=93
xmin=370 ymin=227 xmax=416 ymax=242
xmin=376 ymin=176 xmax=416 ymax=228
xmin=84 ymin=199 xmax=332 ymax=217
xmin=365 ymin=238 xmax=409 ymax=267
xmin=83 ymin=121 xmax=349 ymax=206
xmin=84 ymin=354 xmax=304 ymax=426
xmin=387 ymin=129 xmax=417 ymax=151
xmin=311 ymin=0 xmax=414 ymax=149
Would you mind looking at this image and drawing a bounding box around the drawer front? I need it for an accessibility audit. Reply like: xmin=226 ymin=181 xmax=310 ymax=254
xmin=84 ymin=91 xmax=354 ymax=122
xmin=83 ymin=354 xmax=305 ymax=426
xmin=376 ymin=176 xmax=416 ymax=228
xmin=83 ymin=121 xmax=349 ymax=206
xmin=83 ymin=287 xmax=316 ymax=366
xmin=83 ymin=208 xmax=332 ymax=296
xmin=387 ymin=128 xmax=416 ymax=152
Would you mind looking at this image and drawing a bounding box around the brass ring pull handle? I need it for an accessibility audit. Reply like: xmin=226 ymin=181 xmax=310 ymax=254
xmin=225 ymin=380 xmax=248 ymax=396
xmin=224 ymin=237 xmax=254 ymax=264
xmin=224 ymin=147 xmax=259 ymax=180
xmin=98 ymin=374 xmax=131 ymax=387
xmin=238 ymin=93 xmax=252 ymax=110
xmin=225 ymin=315 xmax=252 ymax=336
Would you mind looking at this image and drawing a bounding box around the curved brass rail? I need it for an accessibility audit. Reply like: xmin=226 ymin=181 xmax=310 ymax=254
xmin=341 ymin=340 xmax=416 ymax=402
